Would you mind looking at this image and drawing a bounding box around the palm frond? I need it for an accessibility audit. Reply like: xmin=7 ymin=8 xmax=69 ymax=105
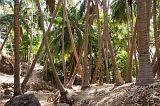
xmin=110 ymin=0 xmax=127 ymax=23
xmin=0 ymin=14 xmax=13 ymax=26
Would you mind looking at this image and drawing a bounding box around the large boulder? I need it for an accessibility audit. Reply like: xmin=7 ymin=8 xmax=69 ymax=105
xmin=0 ymin=53 xmax=13 ymax=75
xmin=4 ymin=94 xmax=41 ymax=106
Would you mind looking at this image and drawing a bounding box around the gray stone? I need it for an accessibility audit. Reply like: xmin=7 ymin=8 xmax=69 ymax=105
xmin=4 ymin=94 xmax=41 ymax=106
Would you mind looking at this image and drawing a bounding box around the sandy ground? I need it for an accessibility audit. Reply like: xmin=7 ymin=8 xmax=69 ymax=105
xmin=1 ymin=65 xmax=160 ymax=106
xmin=0 ymin=64 xmax=54 ymax=106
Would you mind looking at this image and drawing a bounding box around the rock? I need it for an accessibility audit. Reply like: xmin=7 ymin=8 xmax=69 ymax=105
xmin=0 ymin=53 xmax=13 ymax=75
xmin=4 ymin=94 xmax=41 ymax=106
xmin=4 ymin=87 xmax=13 ymax=95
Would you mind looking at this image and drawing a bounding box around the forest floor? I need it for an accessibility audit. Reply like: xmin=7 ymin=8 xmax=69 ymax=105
xmin=0 ymin=66 xmax=160 ymax=106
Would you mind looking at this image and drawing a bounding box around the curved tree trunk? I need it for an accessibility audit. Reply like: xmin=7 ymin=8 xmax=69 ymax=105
xmin=13 ymin=0 xmax=22 ymax=96
xmin=103 ymin=0 xmax=124 ymax=86
xmin=136 ymin=0 xmax=154 ymax=85
xmin=21 ymin=0 xmax=62 ymax=92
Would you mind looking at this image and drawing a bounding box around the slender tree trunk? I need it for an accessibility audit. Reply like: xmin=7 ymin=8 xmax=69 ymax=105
xmin=21 ymin=0 xmax=61 ymax=92
xmin=125 ymin=0 xmax=135 ymax=83
xmin=134 ymin=46 xmax=138 ymax=78
xmin=41 ymin=54 xmax=48 ymax=82
xmin=126 ymin=21 xmax=137 ymax=82
xmin=92 ymin=0 xmax=102 ymax=84
xmin=27 ymin=0 xmax=34 ymax=72
xmin=85 ymin=3 xmax=95 ymax=84
xmin=153 ymin=0 xmax=160 ymax=79
xmin=67 ymin=47 xmax=83 ymax=88
xmin=104 ymin=44 xmax=110 ymax=83
xmin=103 ymin=0 xmax=124 ymax=85
xmin=125 ymin=0 xmax=132 ymax=54
xmin=62 ymin=3 xmax=78 ymax=62
xmin=13 ymin=0 xmax=22 ymax=96
xmin=89 ymin=42 xmax=93 ymax=82
xmin=82 ymin=0 xmax=91 ymax=89
xmin=136 ymin=0 xmax=154 ymax=85
xmin=0 ymin=26 xmax=12 ymax=53
xmin=103 ymin=0 xmax=110 ymax=84
xmin=62 ymin=0 xmax=68 ymax=86
xmin=146 ymin=0 xmax=152 ymax=44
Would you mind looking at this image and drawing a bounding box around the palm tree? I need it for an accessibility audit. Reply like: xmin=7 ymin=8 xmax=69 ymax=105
xmin=136 ymin=0 xmax=154 ymax=85
xmin=35 ymin=0 xmax=66 ymax=93
xmin=82 ymin=0 xmax=91 ymax=89
xmin=91 ymin=0 xmax=102 ymax=84
xmin=13 ymin=0 xmax=22 ymax=96
xmin=126 ymin=21 xmax=137 ymax=83
xmin=103 ymin=0 xmax=110 ymax=84
xmin=103 ymin=0 xmax=124 ymax=86
xmin=62 ymin=0 xmax=68 ymax=86
xmin=48 ymin=3 xmax=96 ymax=88
xmin=21 ymin=0 xmax=62 ymax=92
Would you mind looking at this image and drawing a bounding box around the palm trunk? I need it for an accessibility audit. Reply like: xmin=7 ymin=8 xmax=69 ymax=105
xmin=125 ymin=0 xmax=135 ymax=83
xmin=82 ymin=0 xmax=91 ymax=89
xmin=27 ymin=0 xmax=34 ymax=72
xmin=103 ymin=0 xmax=124 ymax=85
xmin=67 ymin=47 xmax=83 ymax=88
xmin=136 ymin=0 xmax=154 ymax=85
xmin=103 ymin=0 xmax=110 ymax=84
xmin=13 ymin=0 xmax=22 ymax=96
xmin=41 ymin=54 xmax=48 ymax=82
xmin=153 ymin=0 xmax=160 ymax=79
xmin=125 ymin=0 xmax=132 ymax=55
xmin=21 ymin=0 xmax=61 ymax=92
xmin=126 ymin=21 xmax=137 ymax=82
xmin=104 ymin=44 xmax=110 ymax=83
xmin=62 ymin=2 xmax=78 ymax=62
xmin=89 ymin=42 xmax=93 ymax=83
xmin=146 ymin=0 xmax=152 ymax=44
xmin=62 ymin=0 xmax=68 ymax=86
xmin=134 ymin=46 xmax=138 ymax=78
xmin=92 ymin=0 xmax=102 ymax=84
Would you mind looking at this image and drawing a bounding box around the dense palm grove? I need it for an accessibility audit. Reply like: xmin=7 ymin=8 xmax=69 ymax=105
xmin=0 ymin=0 xmax=160 ymax=105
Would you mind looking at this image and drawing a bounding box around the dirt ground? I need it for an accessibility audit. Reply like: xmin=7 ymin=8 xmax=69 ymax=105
xmin=1 ymin=68 xmax=160 ymax=106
